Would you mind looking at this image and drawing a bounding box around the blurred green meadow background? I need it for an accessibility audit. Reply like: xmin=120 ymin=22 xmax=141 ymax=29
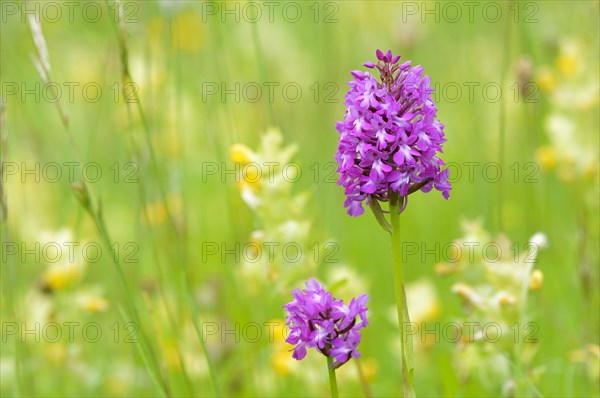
xmin=0 ymin=0 xmax=599 ymax=396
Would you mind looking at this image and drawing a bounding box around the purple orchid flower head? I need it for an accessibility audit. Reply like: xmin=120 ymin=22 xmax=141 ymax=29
xmin=335 ymin=49 xmax=451 ymax=216
xmin=283 ymin=278 xmax=369 ymax=368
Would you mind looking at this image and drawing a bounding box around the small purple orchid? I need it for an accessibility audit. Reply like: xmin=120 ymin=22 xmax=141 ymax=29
xmin=335 ymin=49 xmax=451 ymax=216
xmin=283 ymin=278 xmax=369 ymax=368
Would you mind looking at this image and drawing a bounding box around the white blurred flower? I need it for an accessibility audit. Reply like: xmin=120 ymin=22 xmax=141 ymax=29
xmin=240 ymin=186 xmax=261 ymax=209
xmin=529 ymin=232 xmax=548 ymax=250
xmin=406 ymin=279 xmax=441 ymax=324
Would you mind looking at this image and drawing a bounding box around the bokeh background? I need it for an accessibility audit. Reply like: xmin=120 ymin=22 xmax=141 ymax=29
xmin=1 ymin=1 xmax=599 ymax=397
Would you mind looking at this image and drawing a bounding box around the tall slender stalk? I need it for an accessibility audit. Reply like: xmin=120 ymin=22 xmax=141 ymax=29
xmin=326 ymin=356 xmax=339 ymax=398
xmin=389 ymin=193 xmax=415 ymax=398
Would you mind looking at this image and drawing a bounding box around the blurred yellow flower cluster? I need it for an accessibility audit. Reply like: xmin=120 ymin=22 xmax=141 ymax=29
xmin=436 ymin=220 xmax=547 ymax=389
xmin=37 ymin=229 xmax=109 ymax=314
xmin=38 ymin=229 xmax=86 ymax=291
xmin=230 ymin=128 xmax=305 ymax=215
xmin=570 ymin=344 xmax=600 ymax=384
xmin=43 ymin=260 xmax=84 ymax=291
xmin=230 ymin=128 xmax=315 ymax=293
xmin=437 ymin=220 xmax=547 ymax=330
xmin=1 ymin=229 xmax=113 ymax=390
xmin=535 ymin=39 xmax=599 ymax=184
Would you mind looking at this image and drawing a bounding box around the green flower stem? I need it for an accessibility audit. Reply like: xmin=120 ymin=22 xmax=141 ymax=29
xmin=389 ymin=193 xmax=415 ymax=398
xmin=327 ymin=357 xmax=339 ymax=398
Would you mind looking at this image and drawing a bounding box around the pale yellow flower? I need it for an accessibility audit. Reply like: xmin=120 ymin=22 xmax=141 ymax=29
xmin=529 ymin=269 xmax=544 ymax=290
xmin=269 ymin=319 xmax=297 ymax=376
xmin=78 ymin=294 xmax=109 ymax=313
xmin=230 ymin=143 xmax=256 ymax=165
xmin=537 ymin=68 xmax=556 ymax=92
xmin=535 ymin=146 xmax=557 ymax=170
xmin=43 ymin=260 xmax=85 ymax=291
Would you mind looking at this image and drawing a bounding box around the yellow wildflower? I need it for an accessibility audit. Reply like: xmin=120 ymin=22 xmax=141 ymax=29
xmin=537 ymin=68 xmax=556 ymax=92
xmin=43 ymin=261 xmax=84 ymax=290
xmin=270 ymin=319 xmax=296 ymax=376
xmin=535 ymin=146 xmax=557 ymax=170
xmin=230 ymin=143 xmax=256 ymax=165
xmin=78 ymin=295 xmax=109 ymax=313
xmin=529 ymin=269 xmax=544 ymax=290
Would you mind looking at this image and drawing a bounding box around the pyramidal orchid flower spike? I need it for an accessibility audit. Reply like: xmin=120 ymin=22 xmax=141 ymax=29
xmin=335 ymin=49 xmax=451 ymax=218
xmin=283 ymin=279 xmax=368 ymax=397
xmin=334 ymin=50 xmax=450 ymax=397
xmin=283 ymin=278 xmax=369 ymax=368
